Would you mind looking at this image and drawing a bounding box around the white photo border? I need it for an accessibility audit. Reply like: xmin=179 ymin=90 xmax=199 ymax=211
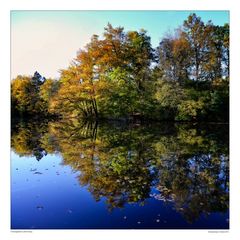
xmin=1 ymin=1 xmax=239 ymax=240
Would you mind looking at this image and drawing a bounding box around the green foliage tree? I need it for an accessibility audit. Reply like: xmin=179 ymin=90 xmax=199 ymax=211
xmin=155 ymin=14 xmax=229 ymax=121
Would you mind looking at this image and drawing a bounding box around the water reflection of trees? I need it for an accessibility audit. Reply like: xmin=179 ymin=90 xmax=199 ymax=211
xmin=11 ymin=120 xmax=49 ymax=160
xmin=11 ymin=119 xmax=229 ymax=221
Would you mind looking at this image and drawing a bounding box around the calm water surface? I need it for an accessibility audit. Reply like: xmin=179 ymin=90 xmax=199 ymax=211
xmin=11 ymin=119 xmax=229 ymax=229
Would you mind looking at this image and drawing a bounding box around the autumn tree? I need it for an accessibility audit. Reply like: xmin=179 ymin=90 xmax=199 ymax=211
xmin=11 ymin=72 xmax=58 ymax=117
xmin=11 ymin=75 xmax=32 ymax=114
xmin=157 ymin=31 xmax=191 ymax=85
xmin=154 ymin=14 xmax=229 ymax=121
xmin=51 ymin=24 xmax=155 ymax=119
xmin=157 ymin=14 xmax=229 ymax=84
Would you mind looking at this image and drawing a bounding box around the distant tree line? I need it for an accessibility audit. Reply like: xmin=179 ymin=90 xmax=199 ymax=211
xmin=11 ymin=14 xmax=229 ymax=122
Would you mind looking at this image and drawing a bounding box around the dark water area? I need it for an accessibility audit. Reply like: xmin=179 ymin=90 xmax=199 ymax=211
xmin=11 ymin=118 xmax=229 ymax=229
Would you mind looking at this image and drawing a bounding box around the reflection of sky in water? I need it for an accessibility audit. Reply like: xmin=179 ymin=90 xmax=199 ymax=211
xmin=11 ymin=150 xmax=229 ymax=229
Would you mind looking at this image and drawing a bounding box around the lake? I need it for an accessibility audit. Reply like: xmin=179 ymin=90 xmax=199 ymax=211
xmin=11 ymin=119 xmax=229 ymax=229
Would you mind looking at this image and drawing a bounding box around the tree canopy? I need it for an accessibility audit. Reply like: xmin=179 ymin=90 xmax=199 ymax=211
xmin=11 ymin=14 xmax=229 ymax=122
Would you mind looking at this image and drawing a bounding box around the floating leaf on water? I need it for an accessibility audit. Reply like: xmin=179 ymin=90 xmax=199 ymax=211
xmin=67 ymin=209 xmax=73 ymax=214
xmin=36 ymin=206 xmax=44 ymax=210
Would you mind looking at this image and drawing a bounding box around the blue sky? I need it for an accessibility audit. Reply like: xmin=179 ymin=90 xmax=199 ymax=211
xmin=11 ymin=11 xmax=229 ymax=78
